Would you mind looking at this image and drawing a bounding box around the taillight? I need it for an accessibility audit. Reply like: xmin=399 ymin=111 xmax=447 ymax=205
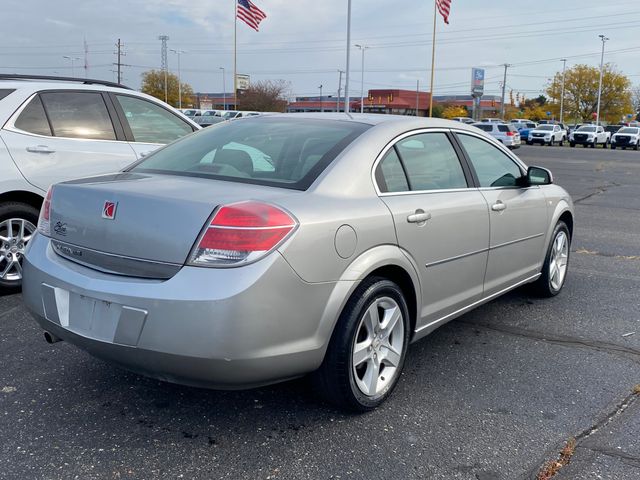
xmin=37 ymin=186 xmax=54 ymax=236
xmin=506 ymin=131 xmax=515 ymax=136
xmin=189 ymin=201 xmax=297 ymax=267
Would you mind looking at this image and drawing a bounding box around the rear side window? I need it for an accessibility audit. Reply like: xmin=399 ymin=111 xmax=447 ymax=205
xmin=115 ymin=95 xmax=193 ymax=144
xmin=457 ymin=134 xmax=523 ymax=188
xmin=394 ymin=133 xmax=468 ymax=191
xmin=497 ymin=125 xmax=509 ymax=132
xmin=475 ymin=124 xmax=492 ymax=132
xmin=0 ymin=89 xmax=15 ymax=101
xmin=376 ymin=148 xmax=409 ymax=193
xmin=40 ymin=92 xmax=116 ymax=140
xmin=14 ymin=95 xmax=52 ymax=136
xmin=130 ymin=118 xmax=370 ymax=190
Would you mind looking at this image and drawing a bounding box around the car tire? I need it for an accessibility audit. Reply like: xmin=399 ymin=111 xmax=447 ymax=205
xmin=635 ymin=142 xmax=639 ymax=151
xmin=559 ymin=137 xmax=564 ymax=147
xmin=547 ymin=138 xmax=554 ymax=146
xmin=312 ymin=277 xmax=410 ymax=412
xmin=0 ymin=202 xmax=39 ymax=292
xmin=611 ymin=145 xmax=616 ymax=150
xmin=570 ymin=142 xmax=575 ymax=148
xmin=531 ymin=221 xmax=571 ymax=298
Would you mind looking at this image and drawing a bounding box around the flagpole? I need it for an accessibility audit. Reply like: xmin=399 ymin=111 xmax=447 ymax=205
xmin=233 ymin=0 xmax=237 ymax=110
xmin=428 ymin=0 xmax=437 ymax=117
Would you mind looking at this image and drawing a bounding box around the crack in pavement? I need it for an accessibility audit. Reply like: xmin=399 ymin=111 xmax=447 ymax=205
xmin=573 ymin=181 xmax=622 ymax=204
xmin=579 ymin=445 xmax=640 ymax=469
xmin=460 ymin=321 xmax=640 ymax=365
xmin=573 ymin=249 xmax=640 ymax=262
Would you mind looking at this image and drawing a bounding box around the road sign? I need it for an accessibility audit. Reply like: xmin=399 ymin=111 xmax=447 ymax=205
xmin=236 ymin=74 xmax=250 ymax=91
xmin=471 ymin=68 xmax=485 ymax=97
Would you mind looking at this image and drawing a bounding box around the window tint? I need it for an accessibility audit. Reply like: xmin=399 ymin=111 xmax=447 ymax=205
xmin=115 ymin=95 xmax=193 ymax=144
xmin=498 ymin=125 xmax=509 ymax=132
xmin=130 ymin=118 xmax=369 ymax=190
xmin=395 ymin=133 xmax=467 ymax=191
xmin=457 ymin=134 xmax=523 ymax=188
xmin=475 ymin=124 xmax=492 ymax=132
xmin=14 ymin=95 xmax=52 ymax=136
xmin=376 ymin=148 xmax=409 ymax=193
xmin=39 ymin=92 xmax=116 ymax=140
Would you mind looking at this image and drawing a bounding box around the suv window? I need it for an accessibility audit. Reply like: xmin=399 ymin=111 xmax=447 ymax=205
xmin=475 ymin=124 xmax=492 ymax=132
xmin=14 ymin=95 xmax=52 ymax=136
xmin=39 ymin=92 xmax=116 ymax=140
xmin=457 ymin=134 xmax=523 ymax=188
xmin=376 ymin=148 xmax=409 ymax=193
xmin=497 ymin=125 xmax=509 ymax=132
xmin=395 ymin=133 xmax=467 ymax=191
xmin=115 ymin=95 xmax=193 ymax=144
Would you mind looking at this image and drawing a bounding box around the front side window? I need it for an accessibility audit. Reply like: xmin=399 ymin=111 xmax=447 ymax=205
xmin=115 ymin=95 xmax=193 ymax=144
xmin=457 ymin=134 xmax=523 ymax=188
xmin=394 ymin=133 xmax=468 ymax=191
xmin=40 ymin=92 xmax=116 ymax=140
xmin=14 ymin=95 xmax=52 ymax=136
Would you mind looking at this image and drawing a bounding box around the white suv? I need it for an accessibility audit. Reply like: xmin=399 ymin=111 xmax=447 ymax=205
xmin=472 ymin=122 xmax=521 ymax=149
xmin=0 ymin=75 xmax=199 ymax=289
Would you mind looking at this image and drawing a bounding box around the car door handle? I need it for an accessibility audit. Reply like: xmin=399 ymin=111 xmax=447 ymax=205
xmin=407 ymin=211 xmax=432 ymax=224
xmin=491 ymin=201 xmax=507 ymax=212
xmin=26 ymin=145 xmax=55 ymax=154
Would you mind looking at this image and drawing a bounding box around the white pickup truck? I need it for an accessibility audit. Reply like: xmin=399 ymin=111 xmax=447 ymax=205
xmin=527 ymin=124 xmax=566 ymax=146
xmin=569 ymin=125 xmax=610 ymax=148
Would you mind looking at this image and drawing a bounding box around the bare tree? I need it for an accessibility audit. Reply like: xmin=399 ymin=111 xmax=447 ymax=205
xmin=238 ymin=80 xmax=290 ymax=112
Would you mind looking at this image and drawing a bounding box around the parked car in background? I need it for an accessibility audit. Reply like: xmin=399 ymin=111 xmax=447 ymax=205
xmin=451 ymin=117 xmax=474 ymax=124
xmin=610 ymin=126 xmax=640 ymax=150
xmin=567 ymin=124 xmax=582 ymax=135
xmin=23 ymin=114 xmax=573 ymax=411
xmin=605 ymin=125 xmax=622 ymax=137
xmin=0 ymin=74 xmax=199 ymax=289
xmin=481 ymin=118 xmax=504 ymax=123
xmin=180 ymin=108 xmax=202 ymax=117
xmin=473 ymin=122 xmax=521 ymax=149
xmin=569 ymin=125 xmax=610 ymax=148
xmin=517 ymin=122 xmax=538 ymax=141
xmin=527 ymin=124 xmax=565 ymax=146
xmin=510 ymin=119 xmax=532 ymax=127
xmin=193 ymin=115 xmax=226 ymax=128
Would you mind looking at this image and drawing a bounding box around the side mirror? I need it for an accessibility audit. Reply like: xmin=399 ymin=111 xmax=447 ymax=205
xmin=527 ymin=166 xmax=553 ymax=186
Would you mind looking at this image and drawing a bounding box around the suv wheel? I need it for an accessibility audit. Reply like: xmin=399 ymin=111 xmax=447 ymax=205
xmin=0 ymin=203 xmax=39 ymax=291
xmin=312 ymin=277 xmax=410 ymax=411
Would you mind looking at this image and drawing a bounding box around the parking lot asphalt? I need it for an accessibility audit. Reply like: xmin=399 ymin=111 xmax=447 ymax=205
xmin=1 ymin=144 xmax=639 ymax=480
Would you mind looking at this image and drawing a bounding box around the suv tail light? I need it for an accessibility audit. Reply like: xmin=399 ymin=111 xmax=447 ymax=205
xmin=37 ymin=186 xmax=54 ymax=236
xmin=506 ymin=131 xmax=515 ymax=137
xmin=189 ymin=201 xmax=297 ymax=267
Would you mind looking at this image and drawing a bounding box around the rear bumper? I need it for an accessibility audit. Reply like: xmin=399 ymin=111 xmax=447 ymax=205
xmin=23 ymin=233 xmax=343 ymax=389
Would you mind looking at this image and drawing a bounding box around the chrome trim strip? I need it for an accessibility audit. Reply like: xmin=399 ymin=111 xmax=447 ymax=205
xmin=491 ymin=232 xmax=545 ymax=250
xmin=51 ymin=239 xmax=181 ymax=279
xmin=414 ymin=273 xmax=541 ymax=334
xmin=425 ymin=247 xmax=489 ymax=268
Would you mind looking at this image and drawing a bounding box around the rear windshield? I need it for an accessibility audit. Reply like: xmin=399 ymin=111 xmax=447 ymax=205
xmin=618 ymin=127 xmax=639 ymax=134
xmin=0 ymin=89 xmax=15 ymax=101
xmin=497 ymin=125 xmax=516 ymax=132
xmin=130 ymin=117 xmax=370 ymax=190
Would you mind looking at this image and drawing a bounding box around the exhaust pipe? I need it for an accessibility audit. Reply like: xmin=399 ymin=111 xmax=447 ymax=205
xmin=43 ymin=331 xmax=62 ymax=344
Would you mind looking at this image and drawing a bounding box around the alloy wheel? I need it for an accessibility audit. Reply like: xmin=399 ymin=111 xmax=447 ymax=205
xmin=549 ymin=230 xmax=569 ymax=291
xmin=0 ymin=218 xmax=36 ymax=283
xmin=351 ymin=296 xmax=405 ymax=397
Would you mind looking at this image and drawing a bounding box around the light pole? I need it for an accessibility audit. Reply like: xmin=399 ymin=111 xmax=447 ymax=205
xmin=219 ymin=67 xmax=226 ymax=110
xmin=337 ymin=70 xmax=344 ymax=112
xmin=500 ymin=63 xmax=510 ymax=119
xmin=318 ymin=84 xmax=323 ymax=112
xmin=596 ymin=34 xmax=609 ymax=126
xmin=170 ymin=49 xmax=185 ymax=109
xmin=355 ymin=44 xmax=370 ymax=114
xmin=344 ymin=0 xmax=352 ymax=113
xmin=63 ymin=56 xmax=80 ymax=76
xmin=559 ymin=58 xmax=567 ymax=124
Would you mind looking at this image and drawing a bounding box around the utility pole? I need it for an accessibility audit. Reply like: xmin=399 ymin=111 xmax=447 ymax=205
xmin=355 ymin=44 xmax=370 ymax=114
xmin=559 ymin=58 xmax=567 ymax=124
xmin=337 ymin=70 xmax=344 ymax=112
xmin=596 ymin=34 xmax=609 ymax=126
xmin=170 ymin=49 xmax=185 ymax=109
xmin=158 ymin=35 xmax=170 ymax=103
xmin=115 ymin=39 xmax=124 ymax=84
xmin=220 ymin=67 xmax=226 ymax=110
xmin=415 ymin=80 xmax=420 ymax=116
xmin=83 ymin=38 xmax=89 ymax=78
xmin=500 ymin=63 xmax=510 ymax=119
xmin=344 ymin=0 xmax=352 ymax=113
xmin=319 ymin=84 xmax=323 ymax=112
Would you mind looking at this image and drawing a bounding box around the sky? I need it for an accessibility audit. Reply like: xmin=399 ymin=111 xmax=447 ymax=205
xmin=4 ymin=0 xmax=640 ymax=101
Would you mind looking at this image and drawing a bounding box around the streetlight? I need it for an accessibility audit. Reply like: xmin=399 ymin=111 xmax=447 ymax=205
xmin=219 ymin=67 xmax=226 ymax=110
xmin=170 ymin=49 xmax=186 ymax=109
xmin=318 ymin=84 xmax=323 ymax=112
xmin=62 ymin=56 xmax=80 ymax=76
xmin=337 ymin=70 xmax=344 ymax=112
xmin=559 ymin=59 xmax=567 ymax=124
xmin=596 ymin=34 xmax=609 ymax=126
xmin=355 ymin=44 xmax=370 ymax=114
xmin=344 ymin=0 xmax=352 ymax=113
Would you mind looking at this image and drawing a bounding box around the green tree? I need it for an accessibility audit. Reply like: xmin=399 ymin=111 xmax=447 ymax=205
xmin=237 ymin=80 xmax=289 ymax=112
xmin=141 ymin=69 xmax=194 ymax=108
xmin=546 ymin=64 xmax=633 ymax=123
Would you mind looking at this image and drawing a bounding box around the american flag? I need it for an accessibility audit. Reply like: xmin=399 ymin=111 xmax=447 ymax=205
xmin=436 ymin=0 xmax=451 ymax=24
xmin=237 ymin=0 xmax=267 ymax=32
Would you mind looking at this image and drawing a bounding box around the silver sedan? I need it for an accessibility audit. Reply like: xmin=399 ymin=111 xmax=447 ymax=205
xmin=22 ymin=114 xmax=574 ymax=411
